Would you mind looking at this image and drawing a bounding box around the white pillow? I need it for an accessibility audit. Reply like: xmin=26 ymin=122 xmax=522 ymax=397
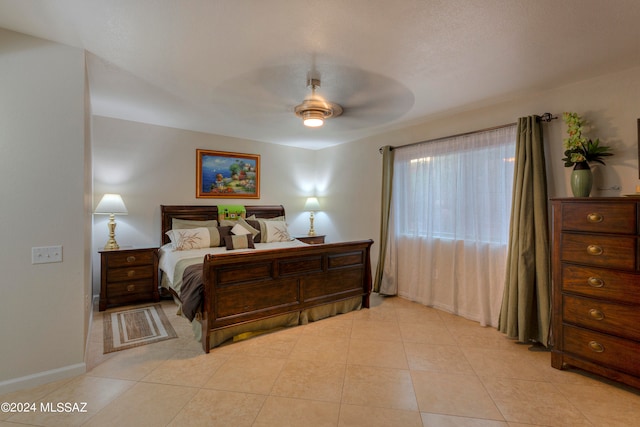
xmin=166 ymin=227 xmax=211 ymax=250
xmin=264 ymin=221 xmax=292 ymax=242
xmin=231 ymin=223 xmax=251 ymax=236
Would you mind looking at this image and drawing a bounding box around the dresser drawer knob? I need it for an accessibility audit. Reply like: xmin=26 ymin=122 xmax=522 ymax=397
xmin=126 ymin=256 xmax=136 ymax=263
xmin=587 ymin=245 xmax=603 ymax=256
xmin=127 ymin=284 xmax=136 ymax=292
xmin=588 ymin=341 xmax=605 ymax=353
xmin=588 ymin=309 xmax=604 ymax=320
xmin=586 ymin=212 xmax=604 ymax=223
xmin=587 ymin=276 xmax=604 ymax=288
xmin=127 ymin=270 xmax=136 ymax=278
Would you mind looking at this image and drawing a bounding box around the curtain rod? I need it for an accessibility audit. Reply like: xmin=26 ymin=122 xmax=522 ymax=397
xmin=379 ymin=112 xmax=557 ymax=153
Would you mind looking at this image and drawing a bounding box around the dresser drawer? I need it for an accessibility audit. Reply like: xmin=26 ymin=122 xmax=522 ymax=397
xmin=561 ymin=202 xmax=636 ymax=234
xmin=107 ymin=265 xmax=155 ymax=283
xmin=106 ymin=250 xmax=156 ymax=268
xmin=563 ymin=295 xmax=640 ymax=341
xmin=563 ymin=324 xmax=640 ymax=377
xmin=560 ymin=233 xmax=636 ymax=270
xmin=561 ymin=264 xmax=640 ymax=304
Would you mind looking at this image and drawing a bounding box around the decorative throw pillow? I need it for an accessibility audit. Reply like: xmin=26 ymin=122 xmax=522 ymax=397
xmin=224 ymin=234 xmax=255 ymax=250
xmin=166 ymin=227 xmax=210 ymax=250
xmin=238 ymin=217 xmax=260 ymax=238
xmin=209 ymin=226 xmax=232 ymax=247
xmin=242 ymin=218 xmax=262 ymax=242
xmin=231 ymin=223 xmax=251 ymax=236
xmin=264 ymin=220 xmax=292 ymax=242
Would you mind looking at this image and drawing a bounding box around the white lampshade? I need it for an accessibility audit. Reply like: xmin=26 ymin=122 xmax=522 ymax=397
xmin=304 ymin=197 xmax=320 ymax=211
xmin=95 ymin=194 xmax=128 ymax=215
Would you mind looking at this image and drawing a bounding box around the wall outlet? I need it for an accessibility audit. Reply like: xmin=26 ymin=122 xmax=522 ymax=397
xmin=32 ymin=245 xmax=63 ymax=264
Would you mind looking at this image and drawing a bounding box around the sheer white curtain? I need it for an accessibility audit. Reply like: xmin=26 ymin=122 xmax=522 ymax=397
xmin=383 ymin=125 xmax=516 ymax=326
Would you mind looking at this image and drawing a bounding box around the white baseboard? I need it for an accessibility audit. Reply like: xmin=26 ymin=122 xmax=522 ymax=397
xmin=0 ymin=363 xmax=86 ymax=395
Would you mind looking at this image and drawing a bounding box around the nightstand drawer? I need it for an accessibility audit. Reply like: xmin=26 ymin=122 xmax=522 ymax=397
xmin=106 ymin=250 xmax=155 ymax=268
xmin=107 ymin=280 xmax=153 ymax=298
xmin=107 ymin=265 xmax=155 ymax=282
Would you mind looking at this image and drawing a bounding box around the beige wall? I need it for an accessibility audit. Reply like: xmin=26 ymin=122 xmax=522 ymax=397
xmin=0 ymin=29 xmax=88 ymax=393
xmin=320 ymin=65 xmax=640 ymax=271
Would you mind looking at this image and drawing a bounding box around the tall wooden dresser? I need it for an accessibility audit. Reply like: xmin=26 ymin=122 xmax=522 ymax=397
xmin=551 ymin=197 xmax=640 ymax=388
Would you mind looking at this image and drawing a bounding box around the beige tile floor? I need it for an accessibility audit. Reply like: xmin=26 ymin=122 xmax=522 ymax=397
xmin=2 ymin=294 xmax=640 ymax=426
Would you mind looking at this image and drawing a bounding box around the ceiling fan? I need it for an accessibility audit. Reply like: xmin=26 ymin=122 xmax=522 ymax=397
xmin=293 ymin=77 xmax=343 ymax=128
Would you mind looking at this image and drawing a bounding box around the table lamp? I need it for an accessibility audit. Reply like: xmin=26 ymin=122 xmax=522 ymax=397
xmin=303 ymin=197 xmax=320 ymax=236
xmin=95 ymin=193 xmax=128 ymax=250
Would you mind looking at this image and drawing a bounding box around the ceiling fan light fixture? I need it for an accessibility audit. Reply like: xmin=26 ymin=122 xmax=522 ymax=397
xmin=294 ymin=78 xmax=342 ymax=128
xmin=302 ymin=110 xmax=325 ymax=127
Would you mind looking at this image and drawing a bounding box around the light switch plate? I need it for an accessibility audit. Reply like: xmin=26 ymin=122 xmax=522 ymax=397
xmin=32 ymin=246 xmax=63 ymax=264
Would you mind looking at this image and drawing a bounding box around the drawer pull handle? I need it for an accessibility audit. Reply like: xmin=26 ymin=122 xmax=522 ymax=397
xmin=587 ymin=276 xmax=604 ymax=288
xmin=588 ymin=341 xmax=605 ymax=353
xmin=588 ymin=309 xmax=604 ymax=320
xmin=127 ymin=270 xmax=136 ymax=278
xmin=587 ymin=245 xmax=603 ymax=256
xmin=127 ymin=284 xmax=136 ymax=292
xmin=586 ymin=213 xmax=604 ymax=223
xmin=126 ymin=256 xmax=136 ymax=263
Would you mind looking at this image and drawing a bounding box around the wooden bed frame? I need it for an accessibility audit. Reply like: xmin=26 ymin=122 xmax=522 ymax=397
xmin=161 ymin=205 xmax=373 ymax=353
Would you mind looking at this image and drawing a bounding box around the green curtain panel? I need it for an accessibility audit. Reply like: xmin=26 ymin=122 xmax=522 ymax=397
xmin=373 ymin=145 xmax=394 ymax=293
xmin=498 ymin=116 xmax=551 ymax=346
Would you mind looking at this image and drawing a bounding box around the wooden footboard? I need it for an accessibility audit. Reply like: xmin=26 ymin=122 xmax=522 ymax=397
xmin=200 ymin=239 xmax=373 ymax=352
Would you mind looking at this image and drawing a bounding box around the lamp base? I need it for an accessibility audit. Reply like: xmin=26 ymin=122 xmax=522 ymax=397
xmin=104 ymin=214 xmax=120 ymax=250
xmin=103 ymin=239 xmax=120 ymax=250
xmin=308 ymin=212 xmax=316 ymax=236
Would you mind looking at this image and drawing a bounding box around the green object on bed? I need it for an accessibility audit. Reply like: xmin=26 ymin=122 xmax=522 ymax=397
xmin=218 ymin=204 xmax=246 ymax=220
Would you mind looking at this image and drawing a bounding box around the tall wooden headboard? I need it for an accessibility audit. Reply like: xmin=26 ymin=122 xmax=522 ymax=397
xmin=160 ymin=205 xmax=285 ymax=245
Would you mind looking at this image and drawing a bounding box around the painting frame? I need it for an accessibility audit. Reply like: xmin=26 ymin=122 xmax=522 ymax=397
xmin=196 ymin=149 xmax=260 ymax=199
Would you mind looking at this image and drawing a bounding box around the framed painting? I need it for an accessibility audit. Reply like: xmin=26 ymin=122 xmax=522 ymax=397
xmin=196 ymin=149 xmax=260 ymax=198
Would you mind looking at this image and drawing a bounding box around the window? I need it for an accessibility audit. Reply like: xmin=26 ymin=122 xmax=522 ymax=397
xmin=395 ymin=126 xmax=516 ymax=244
xmin=387 ymin=124 xmax=517 ymax=326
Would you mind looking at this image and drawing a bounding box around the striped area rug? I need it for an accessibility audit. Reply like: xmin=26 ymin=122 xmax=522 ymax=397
xmin=103 ymin=304 xmax=177 ymax=353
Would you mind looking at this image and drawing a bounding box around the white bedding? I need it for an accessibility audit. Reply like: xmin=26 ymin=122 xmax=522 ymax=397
xmin=159 ymin=240 xmax=309 ymax=291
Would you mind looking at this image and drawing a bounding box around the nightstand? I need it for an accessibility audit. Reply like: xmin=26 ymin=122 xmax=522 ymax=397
xmin=296 ymin=235 xmax=325 ymax=245
xmin=99 ymin=247 xmax=159 ymax=311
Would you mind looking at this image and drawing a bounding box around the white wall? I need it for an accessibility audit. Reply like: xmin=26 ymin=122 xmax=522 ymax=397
xmin=320 ymin=66 xmax=640 ymax=271
xmin=0 ymin=29 xmax=88 ymax=393
xmin=91 ymin=117 xmax=318 ymax=292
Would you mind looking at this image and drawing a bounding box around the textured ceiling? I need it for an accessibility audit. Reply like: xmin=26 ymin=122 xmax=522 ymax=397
xmin=1 ymin=0 xmax=639 ymax=149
